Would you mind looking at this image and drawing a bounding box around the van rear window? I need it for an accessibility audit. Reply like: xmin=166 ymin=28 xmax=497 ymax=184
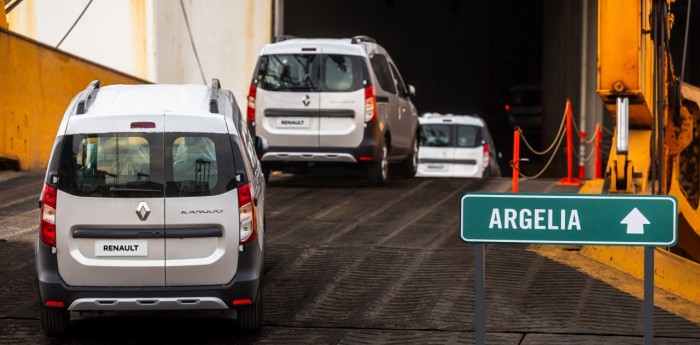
xmin=57 ymin=133 xmax=236 ymax=198
xmin=420 ymin=124 xmax=483 ymax=148
xmin=256 ymin=54 xmax=363 ymax=92
xmin=420 ymin=124 xmax=453 ymax=147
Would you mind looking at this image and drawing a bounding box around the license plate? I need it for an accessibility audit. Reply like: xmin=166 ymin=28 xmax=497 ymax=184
xmin=95 ymin=240 xmax=148 ymax=257
xmin=276 ymin=117 xmax=310 ymax=129
xmin=427 ymin=164 xmax=447 ymax=171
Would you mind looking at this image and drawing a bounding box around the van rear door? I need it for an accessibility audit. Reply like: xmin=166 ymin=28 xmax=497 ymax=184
xmin=318 ymin=54 xmax=366 ymax=148
xmin=162 ymin=115 xmax=240 ymax=286
xmin=418 ymin=123 xmax=455 ymax=177
xmin=55 ymin=117 xmax=166 ymax=287
xmin=255 ymin=53 xmax=321 ymax=148
xmin=454 ymin=125 xmax=485 ymax=177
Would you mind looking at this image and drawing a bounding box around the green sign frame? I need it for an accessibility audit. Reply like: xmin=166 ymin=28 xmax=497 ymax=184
xmin=461 ymin=193 xmax=677 ymax=246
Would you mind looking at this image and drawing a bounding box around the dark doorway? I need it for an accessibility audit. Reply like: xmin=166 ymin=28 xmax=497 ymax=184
xmin=283 ymin=0 xmax=543 ymax=175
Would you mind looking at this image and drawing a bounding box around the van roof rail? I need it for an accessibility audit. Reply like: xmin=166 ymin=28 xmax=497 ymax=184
xmin=351 ymin=35 xmax=376 ymax=44
xmin=272 ymin=35 xmax=297 ymax=43
xmin=75 ymin=80 xmax=101 ymax=115
xmin=210 ymin=78 xmax=221 ymax=113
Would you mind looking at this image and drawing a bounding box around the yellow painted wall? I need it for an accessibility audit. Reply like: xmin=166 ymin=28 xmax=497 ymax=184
xmin=1 ymin=5 xmax=7 ymax=29
xmin=0 ymin=28 xmax=147 ymax=171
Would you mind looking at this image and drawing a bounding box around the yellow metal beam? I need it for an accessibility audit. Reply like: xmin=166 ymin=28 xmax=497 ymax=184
xmin=578 ymin=178 xmax=700 ymax=307
xmin=531 ymin=244 xmax=700 ymax=324
xmin=580 ymin=245 xmax=700 ymax=305
xmin=0 ymin=27 xmax=148 ymax=171
xmin=597 ymin=0 xmax=655 ymax=127
xmin=606 ymin=129 xmax=651 ymax=193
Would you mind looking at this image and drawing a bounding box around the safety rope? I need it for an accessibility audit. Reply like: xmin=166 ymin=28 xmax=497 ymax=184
xmin=519 ymin=107 xmax=567 ymax=156
xmin=602 ymin=125 xmax=614 ymax=136
xmin=571 ymin=144 xmax=597 ymax=162
xmin=515 ymin=126 xmax=567 ymax=179
xmin=570 ymin=117 xmax=597 ymax=144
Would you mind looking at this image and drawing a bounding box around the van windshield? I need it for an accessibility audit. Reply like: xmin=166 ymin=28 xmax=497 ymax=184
xmin=256 ymin=54 xmax=363 ymax=92
xmin=57 ymin=133 xmax=237 ymax=198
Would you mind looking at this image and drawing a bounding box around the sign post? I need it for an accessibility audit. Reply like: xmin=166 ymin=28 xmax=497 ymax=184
xmin=461 ymin=193 xmax=677 ymax=345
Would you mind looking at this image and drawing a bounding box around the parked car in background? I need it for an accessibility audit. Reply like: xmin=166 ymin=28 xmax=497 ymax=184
xmin=417 ymin=113 xmax=501 ymax=178
xmin=37 ymin=79 xmax=267 ymax=335
xmin=246 ymin=35 xmax=420 ymax=185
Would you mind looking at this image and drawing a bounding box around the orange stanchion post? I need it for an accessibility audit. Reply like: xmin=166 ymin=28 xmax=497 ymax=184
xmin=512 ymin=129 xmax=520 ymax=193
xmin=557 ymin=99 xmax=582 ymax=186
xmin=594 ymin=123 xmax=602 ymax=179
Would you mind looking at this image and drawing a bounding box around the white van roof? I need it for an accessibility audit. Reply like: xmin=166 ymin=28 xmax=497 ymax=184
xmin=419 ymin=113 xmax=485 ymax=126
xmin=260 ymin=38 xmax=369 ymax=56
xmin=63 ymin=84 xmax=230 ymax=135
xmin=85 ymin=84 xmax=212 ymax=116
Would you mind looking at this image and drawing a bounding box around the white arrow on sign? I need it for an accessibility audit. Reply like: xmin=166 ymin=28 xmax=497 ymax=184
xmin=620 ymin=208 xmax=650 ymax=234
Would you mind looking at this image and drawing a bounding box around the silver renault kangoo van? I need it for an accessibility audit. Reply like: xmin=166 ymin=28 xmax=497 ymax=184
xmin=37 ymin=80 xmax=267 ymax=335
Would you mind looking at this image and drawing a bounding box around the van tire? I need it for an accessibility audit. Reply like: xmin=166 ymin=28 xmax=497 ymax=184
xmin=400 ymin=136 xmax=418 ymax=178
xmin=236 ymin=285 xmax=263 ymax=332
xmin=368 ymin=140 xmax=389 ymax=186
xmin=40 ymin=304 xmax=70 ymax=336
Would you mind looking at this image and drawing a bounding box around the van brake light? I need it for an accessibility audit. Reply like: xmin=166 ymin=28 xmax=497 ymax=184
xmin=238 ymin=183 xmax=257 ymax=245
xmin=247 ymin=85 xmax=257 ymax=124
xmin=483 ymin=144 xmax=490 ymax=169
xmin=40 ymin=184 xmax=57 ymax=247
xmin=364 ymin=86 xmax=377 ymax=122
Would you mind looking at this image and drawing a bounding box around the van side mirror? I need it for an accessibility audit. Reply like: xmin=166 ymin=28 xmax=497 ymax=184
xmin=254 ymin=136 xmax=269 ymax=159
xmin=408 ymin=85 xmax=416 ymax=98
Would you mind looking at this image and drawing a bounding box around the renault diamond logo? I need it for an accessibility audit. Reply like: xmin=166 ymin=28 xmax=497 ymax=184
xmin=136 ymin=202 xmax=151 ymax=221
xmin=302 ymin=94 xmax=311 ymax=107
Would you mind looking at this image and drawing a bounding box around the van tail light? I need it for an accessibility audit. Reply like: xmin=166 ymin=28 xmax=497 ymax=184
xmin=45 ymin=300 xmax=65 ymax=307
xmin=483 ymin=144 xmax=490 ymax=169
xmin=40 ymin=184 xmax=57 ymax=247
xmin=364 ymin=85 xmax=377 ymax=122
xmin=247 ymin=85 xmax=257 ymax=125
xmin=238 ymin=182 xmax=257 ymax=245
xmin=232 ymin=298 xmax=253 ymax=306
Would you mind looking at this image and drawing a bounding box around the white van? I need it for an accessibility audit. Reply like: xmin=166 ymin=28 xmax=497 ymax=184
xmin=246 ymin=35 xmax=420 ymax=185
xmin=37 ymin=80 xmax=267 ymax=335
xmin=417 ymin=113 xmax=501 ymax=178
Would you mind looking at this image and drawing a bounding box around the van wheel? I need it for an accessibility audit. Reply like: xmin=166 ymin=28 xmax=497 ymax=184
xmin=400 ymin=136 xmax=418 ymax=178
xmin=368 ymin=140 xmax=389 ymax=186
xmin=236 ymin=285 xmax=263 ymax=332
xmin=263 ymin=168 xmax=271 ymax=182
xmin=40 ymin=304 xmax=70 ymax=336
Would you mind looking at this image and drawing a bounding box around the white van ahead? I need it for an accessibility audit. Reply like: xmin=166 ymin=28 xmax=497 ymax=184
xmin=246 ymin=35 xmax=420 ymax=185
xmin=417 ymin=113 xmax=501 ymax=178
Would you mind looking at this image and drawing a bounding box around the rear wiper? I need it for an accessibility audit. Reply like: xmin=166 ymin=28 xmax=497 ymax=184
xmin=109 ymin=187 xmax=162 ymax=193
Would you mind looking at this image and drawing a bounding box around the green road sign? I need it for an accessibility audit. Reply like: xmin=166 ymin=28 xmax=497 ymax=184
xmin=461 ymin=193 xmax=677 ymax=246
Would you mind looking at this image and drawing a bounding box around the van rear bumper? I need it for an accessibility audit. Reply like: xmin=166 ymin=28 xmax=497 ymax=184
xmin=260 ymin=121 xmax=383 ymax=167
xmin=35 ymin=238 xmax=263 ymax=311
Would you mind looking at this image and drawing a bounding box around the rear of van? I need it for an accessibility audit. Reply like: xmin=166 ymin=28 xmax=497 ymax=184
xmin=37 ymin=83 xmax=264 ymax=335
xmin=247 ymin=39 xmax=374 ymax=170
xmin=417 ymin=114 xmax=498 ymax=178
